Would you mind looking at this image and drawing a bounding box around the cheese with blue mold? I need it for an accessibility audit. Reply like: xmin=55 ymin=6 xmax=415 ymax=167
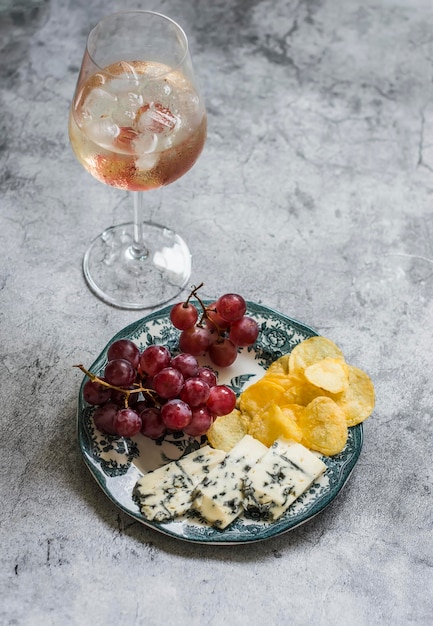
xmin=135 ymin=445 xmax=225 ymax=522
xmin=191 ymin=434 xmax=268 ymax=529
xmin=242 ymin=437 xmax=327 ymax=520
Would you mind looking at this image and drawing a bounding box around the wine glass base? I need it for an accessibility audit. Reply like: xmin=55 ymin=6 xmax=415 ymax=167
xmin=83 ymin=222 xmax=191 ymax=309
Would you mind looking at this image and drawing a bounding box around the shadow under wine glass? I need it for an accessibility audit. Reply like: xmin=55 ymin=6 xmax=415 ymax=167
xmin=68 ymin=10 xmax=207 ymax=309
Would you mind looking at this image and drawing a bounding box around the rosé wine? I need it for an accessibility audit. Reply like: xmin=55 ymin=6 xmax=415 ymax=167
xmin=69 ymin=60 xmax=207 ymax=191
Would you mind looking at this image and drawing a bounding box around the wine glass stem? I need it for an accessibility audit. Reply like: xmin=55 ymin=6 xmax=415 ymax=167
xmin=131 ymin=191 xmax=149 ymax=259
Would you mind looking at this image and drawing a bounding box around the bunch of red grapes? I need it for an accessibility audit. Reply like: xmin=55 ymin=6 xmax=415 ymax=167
xmin=82 ymin=290 xmax=259 ymax=442
xmin=170 ymin=291 xmax=259 ymax=367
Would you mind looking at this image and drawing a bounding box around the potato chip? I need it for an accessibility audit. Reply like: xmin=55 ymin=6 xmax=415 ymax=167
xmin=263 ymin=372 xmax=300 ymax=391
xmin=265 ymin=354 xmax=290 ymax=377
xmin=279 ymin=404 xmax=305 ymax=441
xmin=304 ymin=357 xmax=349 ymax=394
xmin=239 ymin=379 xmax=285 ymax=417
xmin=298 ymin=396 xmax=348 ymax=456
xmin=206 ymin=409 xmax=250 ymax=452
xmin=280 ymin=403 xmax=305 ymax=423
xmin=282 ymin=375 xmax=323 ymax=406
xmin=333 ymin=365 xmax=375 ymax=426
xmin=289 ymin=336 xmax=345 ymax=375
xmin=215 ymin=336 xmax=375 ymax=459
xmin=248 ymin=401 xmax=302 ymax=447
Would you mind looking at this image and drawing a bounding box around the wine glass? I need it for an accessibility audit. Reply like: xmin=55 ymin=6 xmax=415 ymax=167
xmin=68 ymin=10 xmax=207 ymax=309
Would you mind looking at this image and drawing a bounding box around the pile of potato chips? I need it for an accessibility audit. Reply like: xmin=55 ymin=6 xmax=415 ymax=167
xmin=207 ymin=336 xmax=375 ymax=456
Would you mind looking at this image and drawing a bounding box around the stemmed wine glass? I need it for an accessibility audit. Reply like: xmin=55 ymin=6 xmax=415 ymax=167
xmin=68 ymin=11 xmax=207 ymax=309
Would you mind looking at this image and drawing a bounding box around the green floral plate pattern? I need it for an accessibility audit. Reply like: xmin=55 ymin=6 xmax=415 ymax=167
xmin=77 ymin=302 xmax=363 ymax=544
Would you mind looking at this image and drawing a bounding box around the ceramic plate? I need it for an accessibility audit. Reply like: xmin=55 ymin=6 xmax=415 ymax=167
xmin=77 ymin=302 xmax=363 ymax=544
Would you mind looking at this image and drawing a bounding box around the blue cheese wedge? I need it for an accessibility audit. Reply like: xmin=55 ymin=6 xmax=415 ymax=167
xmin=242 ymin=437 xmax=327 ymax=521
xmin=135 ymin=445 xmax=225 ymax=522
xmin=192 ymin=434 xmax=268 ymax=529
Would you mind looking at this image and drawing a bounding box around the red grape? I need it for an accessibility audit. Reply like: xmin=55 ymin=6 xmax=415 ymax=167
xmin=139 ymin=407 xmax=166 ymax=440
xmin=161 ymin=399 xmax=192 ymax=430
xmin=93 ymin=402 xmax=118 ymax=434
xmin=135 ymin=399 xmax=153 ymax=413
xmin=183 ymin=406 xmax=213 ymax=436
xmin=139 ymin=345 xmax=171 ymax=376
xmin=208 ymin=338 xmax=238 ymax=367
xmin=197 ymin=366 xmax=217 ymax=387
xmin=153 ymin=367 xmax=184 ymax=399
xmin=113 ymin=408 xmax=142 ymax=437
xmin=170 ymin=353 xmax=199 ymax=379
xmin=84 ymin=287 xmax=260 ymax=441
xmin=83 ymin=379 xmax=111 ymax=405
xmin=110 ymin=387 xmax=139 ymax=407
xmin=104 ymin=359 xmax=136 ymax=386
xmin=205 ymin=302 xmax=230 ymax=332
xmin=229 ymin=316 xmax=259 ymax=347
xmin=142 ymin=376 xmax=154 ymax=390
xmin=179 ymin=326 xmax=212 ymax=356
xmin=215 ymin=293 xmax=246 ymax=322
xmin=180 ymin=377 xmax=210 ymax=407
xmin=107 ymin=339 xmax=140 ymax=368
xmin=206 ymin=385 xmax=236 ymax=416
xmin=170 ymin=302 xmax=199 ymax=330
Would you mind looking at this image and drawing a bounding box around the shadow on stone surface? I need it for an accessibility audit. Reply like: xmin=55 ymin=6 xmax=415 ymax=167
xmin=0 ymin=0 xmax=50 ymax=79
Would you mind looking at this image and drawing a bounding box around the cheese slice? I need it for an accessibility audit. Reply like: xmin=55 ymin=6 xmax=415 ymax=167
xmin=192 ymin=435 xmax=268 ymax=529
xmin=242 ymin=437 xmax=327 ymax=520
xmin=135 ymin=445 xmax=225 ymax=522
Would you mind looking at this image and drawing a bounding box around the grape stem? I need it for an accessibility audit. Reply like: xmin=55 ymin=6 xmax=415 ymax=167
xmin=186 ymin=282 xmax=220 ymax=331
xmin=185 ymin=282 xmax=204 ymax=306
xmin=74 ymin=364 xmax=159 ymax=408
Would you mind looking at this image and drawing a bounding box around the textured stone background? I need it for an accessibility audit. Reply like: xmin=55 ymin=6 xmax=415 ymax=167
xmin=1 ymin=0 xmax=432 ymax=624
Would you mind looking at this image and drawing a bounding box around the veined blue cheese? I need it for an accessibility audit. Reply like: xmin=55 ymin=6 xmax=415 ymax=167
xmin=135 ymin=445 xmax=225 ymax=522
xmin=192 ymin=435 xmax=268 ymax=529
xmin=242 ymin=438 xmax=327 ymax=521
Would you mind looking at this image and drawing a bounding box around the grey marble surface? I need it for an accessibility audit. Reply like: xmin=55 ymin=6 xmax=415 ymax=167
xmin=1 ymin=0 xmax=432 ymax=624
